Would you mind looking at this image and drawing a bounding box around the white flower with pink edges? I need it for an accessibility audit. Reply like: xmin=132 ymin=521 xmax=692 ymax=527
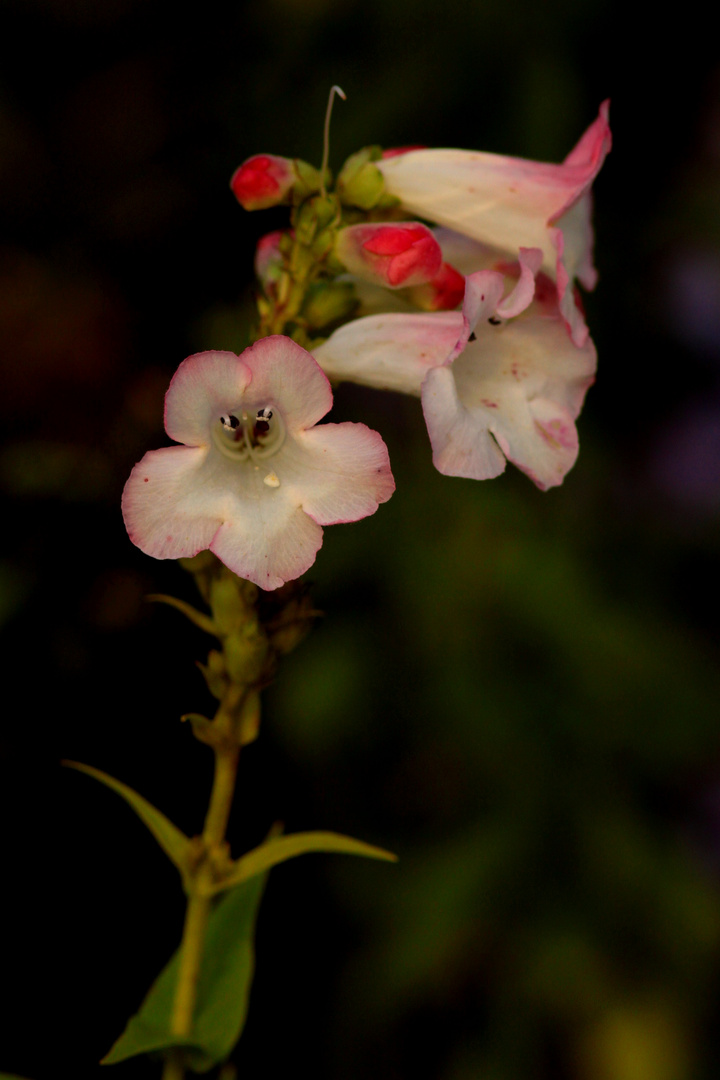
xmin=122 ymin=336 xmax=395 ymax=589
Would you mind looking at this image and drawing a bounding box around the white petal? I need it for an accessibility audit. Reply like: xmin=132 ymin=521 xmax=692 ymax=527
xmin=165 ymin=351 xmax=253 ymax=446
xmin=122 ymin=445 xmax=224 ymax=560
xmin=210 ymin=502 xmax=324 ymax=592
xmin=313 ymin=312 xmax=462 ymax=396
xmin=280 ymin=423 xmax=395 ymax=524
xmin=422 ymin=366 xmax=506 ymax=480
xmin=237 ymin=335 xmax=333 ymax=431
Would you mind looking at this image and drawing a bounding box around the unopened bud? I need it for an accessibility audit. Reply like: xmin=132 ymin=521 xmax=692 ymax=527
xmin=335 ymin=222 xmax=442 ymax=289
xmin=254 ymin=230 xmax=289 ymax=287
xmin=337 ymin=146 xmax=385 ymax=209
xmin=230 ymin=154 xmax=295 ymax=210
xmin=405 ymin=261 xmax=465 ymax=311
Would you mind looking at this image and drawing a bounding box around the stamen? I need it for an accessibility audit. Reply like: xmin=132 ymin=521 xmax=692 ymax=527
xmin=220 ymin=413 xmax=241 ymax=429
xmin=263 ymin=472 xmax=281 ymax=488
xmin=320 ymin=85 xmax=347 ymax=198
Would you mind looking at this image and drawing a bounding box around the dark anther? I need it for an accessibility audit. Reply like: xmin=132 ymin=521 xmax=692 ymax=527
xmin=468 ymin=332 xmax=477 ymax=342
xmin=488 ymin=316 xmax=502 ymax=326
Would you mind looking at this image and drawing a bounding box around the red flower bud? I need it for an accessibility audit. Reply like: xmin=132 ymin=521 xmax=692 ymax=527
xmin=405 ymin=261 xmax=466 ymax=311
xmin=336 ymin=222 xmax=442 ymax=289
xmin=230 ymin=154 xmax=295 ymax=210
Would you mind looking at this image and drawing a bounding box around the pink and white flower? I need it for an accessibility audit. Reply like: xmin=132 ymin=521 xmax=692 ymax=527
xmin=313 ymin=240 xmax=596 ymax=490
xmin=376 ymin=102 xmax=611 ymax=347
xmin=122 ymin=336 xmax=395 ymax=589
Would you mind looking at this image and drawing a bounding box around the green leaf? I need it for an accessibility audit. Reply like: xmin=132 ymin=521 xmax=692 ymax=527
xmin=146 ymin=593 xmax=217 ymax=636
xmin=0 ymin=1073 xmax=36 ymax=1079
xmin=102 ymin=873 xmax=267 ymax=1071
xmin=209 ymin=830 xmax=397 ymax=896
xmin=63 ymin=761 xmax=190 ymax=878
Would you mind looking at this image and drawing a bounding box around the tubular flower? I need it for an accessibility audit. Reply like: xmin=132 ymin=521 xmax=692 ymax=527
xmin=376 ymin=102 xmax=611 ymax=347
xmin=122 ymin=336 xmax=395 ymax=590
xmin=334 ymin=222 xmax=443 ymax=289
xmin=313 ymin=242 xmax=596 ymax=490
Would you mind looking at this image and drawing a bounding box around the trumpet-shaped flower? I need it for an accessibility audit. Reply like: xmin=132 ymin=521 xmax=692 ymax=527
xmin=376 ymin=102 xmax=611 ymax=347
xmin=122 ymin=336 xmax=395 ymax=590
xmin=313 ymin=242 xmax=596 ymax=490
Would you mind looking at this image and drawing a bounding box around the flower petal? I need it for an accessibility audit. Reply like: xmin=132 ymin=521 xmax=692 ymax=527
xmin=377 ymin=102 xmax=611 ymax=281
xmin=122 ymin=445 xmax=223 ymax=560
xmin=496 ymin=247 xmax=543 ymax=319
xmin=238 ymin=335 xmax=334 ymax=431
xmin=165 ymin=351 xmax=253 ymax=446
xmin=313 ymin=311 xmax=462 ymax=396
xmin=209 ymin=497 xmax=324 ymax=591
xmin=422 ymin=365 xmax=507 ymax=480
xmin=285 ymin=422 xmax=395 ymax=524
xmin=422 ymin=298 xmax=596 ymax=488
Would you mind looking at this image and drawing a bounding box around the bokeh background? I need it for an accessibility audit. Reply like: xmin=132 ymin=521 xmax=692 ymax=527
xmin=2 ymin=1 xmax=720 ymax=1078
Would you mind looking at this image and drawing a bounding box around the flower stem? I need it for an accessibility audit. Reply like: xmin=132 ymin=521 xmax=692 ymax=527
xmin=161 ymin=726 xmax=241 ymax=1079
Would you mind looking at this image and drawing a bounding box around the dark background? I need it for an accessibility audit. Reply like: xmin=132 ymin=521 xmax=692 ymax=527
xmin=2 ymin=1 xmax=720 ymax=1078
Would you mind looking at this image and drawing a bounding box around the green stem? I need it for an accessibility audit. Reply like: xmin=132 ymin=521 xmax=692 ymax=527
xmin=161 ymin=714 xmax=241 ymax=1080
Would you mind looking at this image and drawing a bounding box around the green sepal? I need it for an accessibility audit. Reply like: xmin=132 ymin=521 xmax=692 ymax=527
xmin=146 ymin=594 xmax=217 ymax=637
xmin=181 ymin=713 xmax=217 ymax=747
xmin=301 ymin=281 xmax=357 ymax=330
xmin=102 ymin=873 xmax=268 ymax=1071
xmin=292 ymin=158 xmax=326 ymax=200
xmin=372 ymin=191 xmax=402 ymax=213
xmin=294 ymin=195 xmax=338 ymax=246
xmin=63 ymin=761 xmax=190 ymax=882
xmin=337 ymin=146 xmax=385 ymax=210
xmin=205 ymin=830 xmax=397 ymax=897
xmin=196 ymin=650 xmax=228 ymax=700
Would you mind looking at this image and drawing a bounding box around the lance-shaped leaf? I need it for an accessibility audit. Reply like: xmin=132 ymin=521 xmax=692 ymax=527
xmin=102 ymin=873 xmax=267 ymax=1071
xmin=205 ymin=830 xmax=397 ymax=896
xmin=63 ymin=761 xmax=190 ymax=880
